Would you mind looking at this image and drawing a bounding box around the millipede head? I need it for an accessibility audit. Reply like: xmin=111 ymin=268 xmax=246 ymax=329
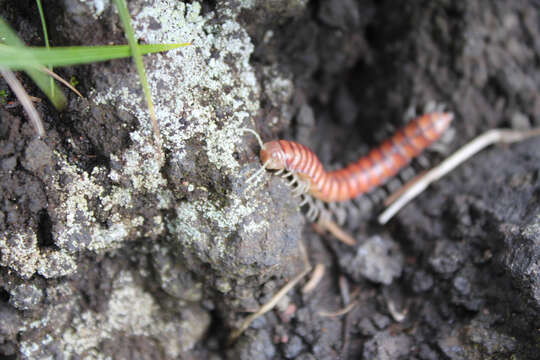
xmin=260 ymin=140 xmax=287 ymax=170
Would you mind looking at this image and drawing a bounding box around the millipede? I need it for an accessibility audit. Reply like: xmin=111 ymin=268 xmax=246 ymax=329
xmin=244 ymin=111 xmax=454 ymax=221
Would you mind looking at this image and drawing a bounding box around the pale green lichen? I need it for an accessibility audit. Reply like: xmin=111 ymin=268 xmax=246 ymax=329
xmin=6 ymin=1 xmax=303 ymax=357
xmin=91 ymin=1 xmax=275 ymax=255
xmin=37 ymin=249 xmax=77 ymax=279
xmin=18 ymin=283 xmax=77 ymax=358
xmin=263 ymin=65 xmax=295 ymax=108
xmin=172 ymin=193 xmax=270 ymax=261
xmin=0 ymin=227 xmax=77 ymax=279
xmin=0 ymin=230 xmax=40 ymax=278
xmin=2 ymin=0 xmax=280 ymax=280
xmin=56 ymin=271 xmax=210 ymax=358
xmin=3 ymin=144 xmax=167 ymax=278
xmin=51 ymin=154 xmax=145 ymax=253
xmin=522 ymin=215 xmax=540 ymax=239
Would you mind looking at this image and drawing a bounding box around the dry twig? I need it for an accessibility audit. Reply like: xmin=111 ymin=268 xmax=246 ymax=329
xmin=230 ymin=241 xmax=311 ymax=341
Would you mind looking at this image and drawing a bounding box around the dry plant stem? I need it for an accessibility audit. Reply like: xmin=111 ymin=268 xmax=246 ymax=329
xmin=230 ymin=267 xmax=311 ymax=340
xmin=339 ymin=275 xmax=352 ymax=358
xmin=318 ymin=301 xmax=358 ymax=318
xmin=1 ymin=69 xmax=45 ymax=137
xmin=387 ymin=300 xmax=408 ymax=322
xmin=39 ymin=67 xmax=83 ymax=98
xmin=384 ymin=170 xmax=428 ymax=206
xmin=230 ymin=241 xmax=312 ymax=341
xmin=302 ymin=263 xmax=325 ymax=293
xmin=318 ymin=218 xmax=356 ymax=246
xmin=339 ymin=275 xmax=350 ymax=305
xmin=378 ymin=127 xmax=540 ymax=224
xmin=319 ymin=276 xmax=358 ymax=318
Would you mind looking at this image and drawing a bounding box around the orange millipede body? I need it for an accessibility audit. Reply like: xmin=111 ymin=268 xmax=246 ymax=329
xmin=260 ymin=112 xmax=453 ymax=203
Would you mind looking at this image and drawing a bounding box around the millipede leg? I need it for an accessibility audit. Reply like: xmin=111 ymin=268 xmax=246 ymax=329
xmin=315 ymin=200 xmax=328 ymax=222
xmin=344 ymin=200 xmax=359 ymax=224
xmin=387 ymin=178 xmax=403 ymax=193
xmin=326 ymin=202 xmax=344 ymax=226
xmin=399 ymin=167 xmax=415 ymax=183
xmin=336 ymin=204 xmax=348 ymax=226
xmin=304 ymin=181 xmax=312 ymax=194
xmin=246 ymin=168 xmax=264 ymax=184
xmin=424 ymin=101 xmax=437 ymax=113
xmin=306 ymin=206 xmax=315 ymax=221
xmin=416 ymin=154 xmax=430 ymax=168
xmin=352 ymin=195 xmax=374 ymax=215
xmin=299 ymin=195 xmax=310 ymax=206
xmin=328 ymin=202 xmax=337 ymax=217
xmin=306 ymin=198 xmax=320 ymax=222
xmin=293 ymin=180 xmax=310 ymax=197
xmin=293 ymin=184 xmax=305 ymax=197
xmin=281 ymin=171 xmax=293 ymax=178
xmin=288 ymin=176 xmax=298 ymax=187
xmin=246 ymin=160 xmax=270 ymax=184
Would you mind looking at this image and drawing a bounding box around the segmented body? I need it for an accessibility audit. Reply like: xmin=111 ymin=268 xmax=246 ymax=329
xmin=260 ymin=112 xmax=453 ymax=203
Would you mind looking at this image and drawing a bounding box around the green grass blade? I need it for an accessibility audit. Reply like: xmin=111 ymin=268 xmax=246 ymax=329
xmin=36 ymin=0 xmax=54 ymax=98
xmin=0 ymin=17 xmax=26 ymax=47
xmin=35 ymin=2 xmax=50 ymax=51
xmin=0 ymin=17 xmax=66 ymax=108
xmin=112 ymin=0 xmax=162 ymax=156
xmin=0 ymin=43 xmax=189 ymax=68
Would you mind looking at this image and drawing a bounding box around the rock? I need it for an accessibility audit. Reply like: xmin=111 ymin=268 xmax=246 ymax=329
xmin=229 ymin=329 xmax=276 ymax=360
xmin=22 ymin=139 xmax=53 ymax=173
xmin=283 ymin=335 xmax=304 ymax=359
xmin=363 ymin=331 xmax=412 ymax=360
xmin=8 ymin=284 xmax=43 ymax=311
xmin=340 ymin=235 xmax=404 ymax=285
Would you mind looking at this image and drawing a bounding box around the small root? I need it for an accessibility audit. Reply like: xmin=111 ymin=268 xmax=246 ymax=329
xmin=318 ymin=301 xmax=358 ymax=318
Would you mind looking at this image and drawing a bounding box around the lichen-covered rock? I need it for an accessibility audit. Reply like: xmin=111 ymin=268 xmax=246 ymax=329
xmin=1 ymin=0 xmax=303 ymax=358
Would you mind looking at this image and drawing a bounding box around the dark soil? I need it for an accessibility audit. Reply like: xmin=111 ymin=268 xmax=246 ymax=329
xmin=1 ymin=0 xmax=539 ymax=359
